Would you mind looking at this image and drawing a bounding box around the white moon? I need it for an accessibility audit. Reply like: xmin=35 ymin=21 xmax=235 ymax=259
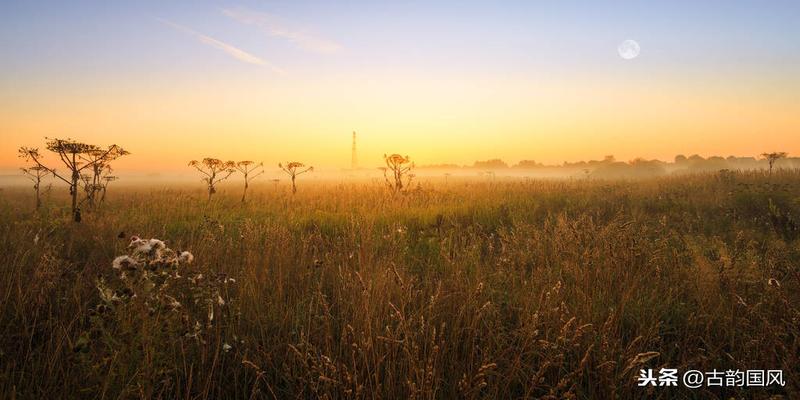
xmin=618 ymin=39 xmax=640 ymax=60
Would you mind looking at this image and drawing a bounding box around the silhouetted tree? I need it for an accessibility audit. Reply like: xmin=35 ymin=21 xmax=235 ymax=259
xmin=761 ymin=152 xmax=787 ymax=176
xmin=234 ymin=161 xmax=264 ymax=202
xmin=19 ymin=138 xmax=128 ymax=222
xmin=473 ymin=159 xmax=508 ymax=169
xmin=189 ymin=158 xmax=236 ymax=200
xmin=279 ymin=162 xmax=313 ymax=194
xmin=514 ymin=160 xmax=543 ymax=169
xmin=383 ymin=154 xmax=414 ymax=192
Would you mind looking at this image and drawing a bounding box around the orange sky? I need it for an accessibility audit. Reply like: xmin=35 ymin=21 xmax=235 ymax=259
xmin=4 ymin=69 xmax=798 ymax=172
xmin=2 ymin=2 xmax=799 ymax=172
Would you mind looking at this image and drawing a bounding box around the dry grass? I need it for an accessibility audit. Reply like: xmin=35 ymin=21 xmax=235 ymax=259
xmin=1 ymin=170 xmax=798 ymax=399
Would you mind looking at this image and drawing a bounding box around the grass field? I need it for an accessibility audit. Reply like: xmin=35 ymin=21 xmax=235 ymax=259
xmin=1 ymin=171 xmax=798 ymax=399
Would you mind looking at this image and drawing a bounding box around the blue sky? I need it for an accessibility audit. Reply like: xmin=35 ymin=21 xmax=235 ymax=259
xmin=3 ymin=1 xmax=798 ymax=78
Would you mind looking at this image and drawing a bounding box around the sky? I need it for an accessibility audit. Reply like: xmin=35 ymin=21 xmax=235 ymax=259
xmin=1 ymin=0 xmax=799 ymax=172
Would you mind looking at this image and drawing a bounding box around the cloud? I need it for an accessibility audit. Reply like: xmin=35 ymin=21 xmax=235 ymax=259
xmin=157 ymin=18 xmax=284 ymax=73
xmin=222 ymin=7 xmax=341 ymax=54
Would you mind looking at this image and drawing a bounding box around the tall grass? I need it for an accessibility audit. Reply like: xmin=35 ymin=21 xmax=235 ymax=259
xmin=1 ymin=170 xmax=798 ymax=398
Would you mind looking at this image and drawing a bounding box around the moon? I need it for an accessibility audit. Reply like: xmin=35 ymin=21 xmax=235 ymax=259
xmin=618 ymin=39 xmax=640 ymax=60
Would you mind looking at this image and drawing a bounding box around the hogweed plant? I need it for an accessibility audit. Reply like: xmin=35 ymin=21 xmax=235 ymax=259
xmin=279 ymin=161 xmax=313 ymax=194
xmin=18 ymin=138 xmax=128 ymax=221
xmin=80 ymin=166 xmax=118 ymax=206
xmin=234 ymin=161 xmax=264 ymax=202
xmin=80 ymin=147 xmax=129 ymax=208
xmin=19 ymin=165 xmax=49 ymax=210
xmin=383 ymin=153 xmax=414 ymax=193
xmin=761 ymin=151 xmax=788 ymax=176
xmin=189 ymin=158 xmax=236 ymax=200
xmin=99 ymin=173 xmax=119 ymax=204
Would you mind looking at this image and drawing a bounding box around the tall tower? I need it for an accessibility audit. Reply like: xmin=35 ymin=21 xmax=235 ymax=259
xmin=351 ymin=131 xmax=358 ymax=170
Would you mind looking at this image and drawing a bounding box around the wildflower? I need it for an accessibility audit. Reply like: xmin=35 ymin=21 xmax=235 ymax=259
xmin=178 ymin=251 xmax=194 ymax=264
xmin=222 ymin=343 xmax=232 ymax=353
xmin=217 ymin=294 xmax=226 ymax=306
xmin=128 ymin=235 xmax=142 ymax=246
xmin=148 ymin=239 xmax=166 ymax=251
xmin=768 ymin=278 xmax=781 ymax=287
xmin=112 ymin=255 xmax=138 ymax=270
xmin=128 ymin=237 xmax=167 ymax=257
xmin=129 ymin=236 xmax=151 ymax=253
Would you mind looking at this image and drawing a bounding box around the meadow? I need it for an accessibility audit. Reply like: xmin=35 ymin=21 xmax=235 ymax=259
xmin=0 ymin=170 xmax=798 ymax=399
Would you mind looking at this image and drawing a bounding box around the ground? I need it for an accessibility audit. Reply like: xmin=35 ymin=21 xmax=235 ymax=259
xmin=1 ymin=171 xmax=798 ymax=399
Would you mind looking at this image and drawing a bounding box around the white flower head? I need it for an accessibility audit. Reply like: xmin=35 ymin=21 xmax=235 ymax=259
xmin=129 ymin=236 xmax=151 ymax=254
xmin=129 ymin=237 xmax=167 ymax=258
xmin=128 ymin=235 xmax=144 ymax=248
xmin=178 ymin=251 xmax=195 ymax=264
xmin=148 ymin=239 xmax=166 ymax=250
xmin=112 ymin=255 xmax=138 ymax=270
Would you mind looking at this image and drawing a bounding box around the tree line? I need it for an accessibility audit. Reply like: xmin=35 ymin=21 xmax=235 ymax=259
xmin=417 ymin=153 xmax=792 ymax=174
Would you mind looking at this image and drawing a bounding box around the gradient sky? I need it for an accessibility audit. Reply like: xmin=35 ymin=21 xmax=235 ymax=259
xmin=2 ymin=0 xmax=799 ymax=171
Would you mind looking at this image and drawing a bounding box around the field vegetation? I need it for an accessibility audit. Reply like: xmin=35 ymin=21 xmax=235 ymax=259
xmin=1 ymin=170 xmax=799 ymax=399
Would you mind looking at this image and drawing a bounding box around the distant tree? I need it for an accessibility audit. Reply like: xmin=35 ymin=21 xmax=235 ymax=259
xmin=189 ymin=158 xmax=236 ymax=200
xmin=416 ymin=163 xmax=461 ymax=169
xmin=674 ymin=154 xmax=687 ymax=164
xmin=20 ymin=165 xmax=49 ymax=209
xmin=383 ymin=154 xmax=414 ymax=192
xmin=603 ymin=155 xmax=616 ymax=163
xmin=688 ymin=154 xmax=705 ymax=162
xmin=234 ymin=161 xmax=264 ymax=202
xmin=473 ymin=159 xmax=508 ymax=169
xmin=761 ymin=152 xmax=788 ymax=176
xmin=19 ymin=138 xmax=128 ymax=222
xmin=514 ymin=160 xmax=543 ymax=169
xmin=279 ymin=162 xmax=313 ymax=194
